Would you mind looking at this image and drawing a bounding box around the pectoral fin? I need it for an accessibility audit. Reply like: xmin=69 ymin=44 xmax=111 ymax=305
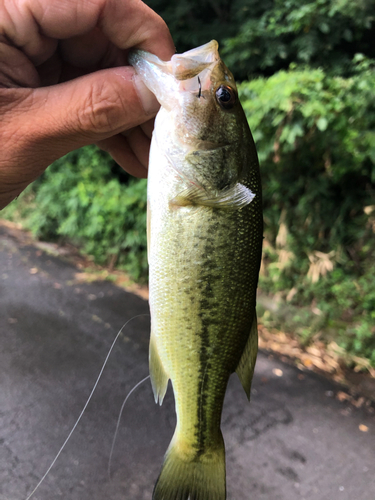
xmin=236 ymin=311 xmax=258 ymax=401
xmin=149 ymin=331 xmax=169 ymax=405
xmin=170 ymin=183 xmax=255 ymax=209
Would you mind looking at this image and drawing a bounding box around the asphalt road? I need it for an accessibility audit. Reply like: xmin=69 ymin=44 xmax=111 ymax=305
xmin=0 ymin=223 xmax=374 ymax=500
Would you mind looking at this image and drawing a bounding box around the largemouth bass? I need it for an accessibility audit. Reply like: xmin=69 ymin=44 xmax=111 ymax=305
xmin=130 ymin=40 xmax=263 ymax=500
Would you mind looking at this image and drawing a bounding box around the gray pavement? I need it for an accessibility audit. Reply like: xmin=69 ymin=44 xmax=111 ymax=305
xmin=0 ymin=224 xmax=374 ymax=500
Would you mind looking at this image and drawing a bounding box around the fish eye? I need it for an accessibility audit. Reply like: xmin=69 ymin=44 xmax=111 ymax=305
xmin=215 ymin=85 xmax=237 ymax=110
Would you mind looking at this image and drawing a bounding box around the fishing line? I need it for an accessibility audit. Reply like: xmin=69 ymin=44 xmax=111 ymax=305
xmin=25 ymin=313 xmax=150 ymax=500
xmin=107 ymin=374 xmax=150 ymax=480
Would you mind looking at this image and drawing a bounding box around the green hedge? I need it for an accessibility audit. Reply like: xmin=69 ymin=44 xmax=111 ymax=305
xmin=4 ymin=147 xmax=148 ymax=281
xmin=239 ymin=57 xmax=375 ymax=364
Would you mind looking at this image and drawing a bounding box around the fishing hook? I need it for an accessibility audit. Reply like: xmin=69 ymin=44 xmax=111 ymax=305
xmin=197 ymin=76 xmax=202 ymax=98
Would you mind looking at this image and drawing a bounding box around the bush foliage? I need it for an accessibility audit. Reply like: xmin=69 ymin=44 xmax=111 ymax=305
xmin=5 ymin=148 xmax=148 ymax=281
xmin=147 ymin=0 xmax=375 ymax=79
xmin=239 ymin=57 xmax=375 ymax=364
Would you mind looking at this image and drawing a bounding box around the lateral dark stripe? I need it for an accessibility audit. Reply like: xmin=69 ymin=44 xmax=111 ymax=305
xmin=194 ymin=211 xmax=225 ymax=457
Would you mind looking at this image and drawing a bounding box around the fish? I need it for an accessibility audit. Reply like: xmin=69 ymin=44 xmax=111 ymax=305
xmin=129 ymin=40 xmax=263 ymax=500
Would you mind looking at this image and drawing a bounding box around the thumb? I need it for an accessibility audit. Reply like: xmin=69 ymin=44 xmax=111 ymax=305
xmin=16 ymin=66 xmax=159 ymax=165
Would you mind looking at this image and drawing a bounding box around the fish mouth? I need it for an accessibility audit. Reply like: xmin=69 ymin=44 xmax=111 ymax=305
xmin=129 ymin=41 xmax=219 ymax=79
xmin=170 ymin=40 xmax=219 ymax=81
xmin=129 ymin=41 xmax=221 ymax=107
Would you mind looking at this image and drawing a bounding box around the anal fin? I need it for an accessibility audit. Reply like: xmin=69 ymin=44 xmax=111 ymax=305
xmin=236 ymin=311 xmax=258 ymax=401
xmin=149 ymin=331 xmax=169 ymax=405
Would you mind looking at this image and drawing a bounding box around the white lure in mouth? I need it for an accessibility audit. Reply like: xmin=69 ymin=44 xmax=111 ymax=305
xmin=129 ymin=40 xmax=221 ymax=109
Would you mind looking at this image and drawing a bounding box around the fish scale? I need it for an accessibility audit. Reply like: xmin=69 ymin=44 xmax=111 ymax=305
xmin=130 ymin=40 xmax=262 ymax=500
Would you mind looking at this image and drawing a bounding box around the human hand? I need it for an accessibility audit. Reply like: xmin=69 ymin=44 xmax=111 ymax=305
xmin=0 ymin=0 xmax=174 ymax=209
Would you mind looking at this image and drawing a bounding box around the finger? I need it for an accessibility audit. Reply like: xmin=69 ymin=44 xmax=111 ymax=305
xmin=1 ymin=0 xmax=175 ymax=66
xmin=59 ymin=28 xmax=112 ymax=69
xmin=58 ymin=28 xmax=128 ymax=70
xmin=99 ymin=0 xmax=174 ymax=60
xmin=140 ymin=118 xmax=156 ymax=139
xmin=97 ymin=134 xmax=148 ymax=178
xmin=36 ymin=52 xmax=63 ymax=86
xmin=0 ymin=41 xmax=40 ymax=88
xmin=4 ymin=66 xmax=159 ymax=174
xmin=123 ymin=126 xmax=152 ymax=168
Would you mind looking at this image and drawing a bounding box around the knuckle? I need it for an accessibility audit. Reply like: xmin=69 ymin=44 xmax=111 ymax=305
xmin=156 ymin=15 xmax=170 ymax=35
xmin=76 ymin=80 xmax=122 ymax=135
xmin=150 ymin=14 xmax=172 ymax=44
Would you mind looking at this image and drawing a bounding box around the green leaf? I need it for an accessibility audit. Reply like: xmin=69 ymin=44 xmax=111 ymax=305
xmin=316 ymin=116 xmax=328 ymax=131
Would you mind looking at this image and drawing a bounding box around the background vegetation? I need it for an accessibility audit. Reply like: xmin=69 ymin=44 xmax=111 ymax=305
xmin=3 ymin=0 xmax=375 ymax=367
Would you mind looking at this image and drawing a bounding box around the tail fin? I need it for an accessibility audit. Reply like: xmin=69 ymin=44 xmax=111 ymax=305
xmin=153 ymin=433 xmax=226 ymax=500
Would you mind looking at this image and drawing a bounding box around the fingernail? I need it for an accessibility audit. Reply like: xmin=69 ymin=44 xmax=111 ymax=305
xmin=133 ymin=75 xmax=160 ymax=116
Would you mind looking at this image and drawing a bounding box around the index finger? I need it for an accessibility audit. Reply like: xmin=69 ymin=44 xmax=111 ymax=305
xmin=3 ymin=0 xmax=174 ymax=63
